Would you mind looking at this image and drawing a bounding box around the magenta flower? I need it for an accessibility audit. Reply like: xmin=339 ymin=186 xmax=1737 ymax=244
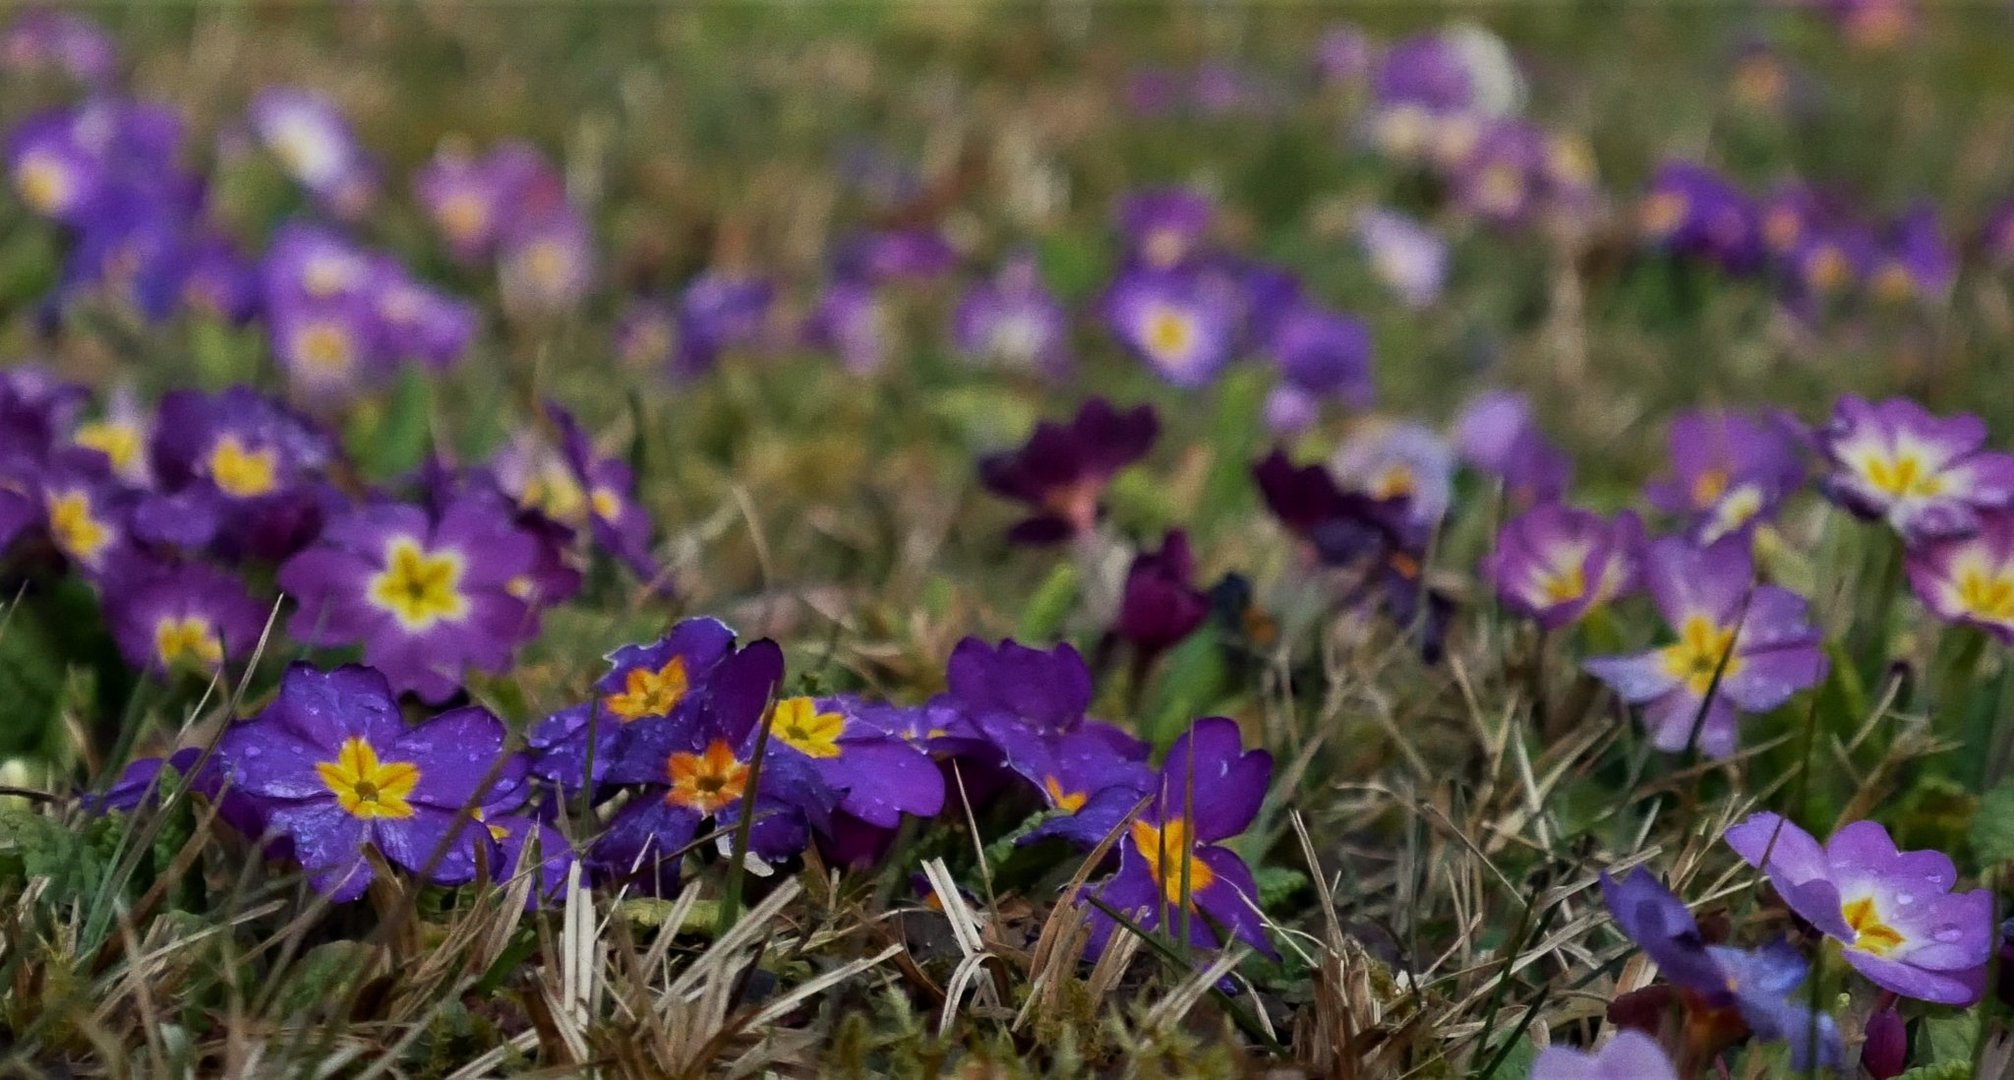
xmin=278 ymin=496 xmax=540 ymax=702
xmin=1583 ymin=537 xmax=1826 ymax=757
xmin=1819 ymin=396 xmax=2014 ymax=541
xmin=1483 ymin=504 xmax=1642 ymax=630
xmin=548 ymin=402 xmax=659 ymax=584
xmin=1727 ymin=813 xmax=1991 ymax=1004
xmin=1 ymin=10 xmax=117 ymax=84
xmin=217 ymin=664 xmax=525 ymax=901
xmin=106 ymin=560 xmax=268 ymax=678
xmin=1907 ymin=511 xmax=2014 ymax=641
xmin=978 ymin=399 xmax=1158 ymax=545
xmin=1531 ymin=1031 xmax=1677 ymax=1080
xmin=1115 ymin=529 xmax=1211 ymax=659
xmin=1086 ymin=717 xmax=1275 ymax=959
xmin=1645 ymin=409 xmax=1808 ymax=544
xmin=1104 ymin=270 xmax=1236 ymax=388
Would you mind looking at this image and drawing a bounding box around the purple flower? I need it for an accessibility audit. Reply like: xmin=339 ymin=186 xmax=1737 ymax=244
xmin=1583 ymin=537 xmax=1826 ymax=757
xmin=547 ymin=402 xmax=659 ymax=584
xmin=107 ymin=560 xmax=268 ymax=678
xmin=1332 ymin=422 xmax=1454 ymax=529
xmin=1117 ymin=188 xmax=1213 ymax=271
xmin=141 ymin=386 xmax=338 ymax=560
xmin=249 ymin=88 xmax=377 ymax=217
xmin=1116 ymin=530 xmax=1211 ymax=659
xmin=1454 ymin=390 xmax=1575 ymax=507
xmin=1639 ymin=161 xmax=1763 ymax=273
xmin=948 ymin=637 xmax=1094 ymax=736
xmin=1484 ymin=505 xmax=1642 ymax=630
xmin=498 ymin=210 xmax=594 ymax=318
xmin=1252 ymin=447 xmax=1413 ymax=565
xmin=951 ymin=254 xmax=1070 ymax=378
xmin=2 ymin=10 xmax=117 ymax=83
xmin=1818 ymin=395 xmax=2014 ymax=541
xmin=833 ymin=228 xmax=957 ymax=284
xmin=977 ymin=399 xmax=1158 ymax=545
xmin=1726 ymin=813 xmax=1992 ymax=1005
xmin=1646 ymin=409 xmax=1808 ymax=544
xmin=1104 ymin=270 xmax=1237 ymax=388
xmin=804 ymin=280 xmax=889 ymax=375
xmin=217 ymin=664 xmax=524 ymax=901
xmin=672 ymin=270 xmax=774 ymax=378
xmin=1086 ymin=718 xmax=1275 ymax=958
xmin=1358 ymin=208 xmax=1447 ymax=309
xmin=1263 ymin=303 xmax=1373 ymax=433
xmin=1374 ymin=31 xmax=1485 ymax=114
xmin=613 ymin=299 xmax=676 ymax=369
xmin=994 ymin=721 xmax=1152 ymax=848
xmin=38 ymin=453 xmax=136 ymax=582
xmin=1599 ymin=868 xmax=1842 ymax=1070
xmin=278 ymin=496 xmax=540 ymax=703
xmin=1530 ymin=1031 xmax=1677 ymax=1080
xmin=415 ymin=140 xmax=568 ymax=265
xmin=371 ymin=268 xmax=478 ymax=370
xmin=1907 ymin=511 xmax=2014 ymax=642
xmin=530 ymin=617 xmax=738 ymax=792
xmin=67 ymin=384 xmax=152 ymax=486
xmin=1862 ymin=1006 xmax=1907 ymax=1080
xmin=591 ymin=640 xmax=837 ymax=891
xmin=1313 ymin=25 xmax=1373 ymax=86
xmin=1452 ymin=120 xmax=1545 ymax=226
xmin=765 ymin=695 xmax=945 ymax=833
xmin=1870 ymin=204 xmax=1956 ymax=305
xmin=1792 ymin=223 xmax=1877 ymax=299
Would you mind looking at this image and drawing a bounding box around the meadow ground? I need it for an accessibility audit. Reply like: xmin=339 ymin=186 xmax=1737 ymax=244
xmin=5 ymin=3 xmax=2014 ymax=1077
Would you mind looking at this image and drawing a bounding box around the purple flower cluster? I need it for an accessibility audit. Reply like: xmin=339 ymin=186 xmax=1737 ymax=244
xmin=1640 ymin=163 xmax=1958 ymax=314
xmin=416 ymin=140 xmax=594 ymax=317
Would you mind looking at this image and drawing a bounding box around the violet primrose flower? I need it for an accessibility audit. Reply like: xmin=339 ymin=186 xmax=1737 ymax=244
xmin=1086 ymin=717 xmax=1275 ymax=959
xmin=1600 ymin=869 xmax=1842 ymax=1070
xmin=217 ymin=664 xmax=525 ymax=902
xmin=1104 ymin=269 xmax=1236 ymax=388
xmin=1646 ymin=409 xmax=1808 ymax=544
xmin=1529 ymin=1031 xmax=1677 ymax=1080
xmin=278 ymin=496 xmax=540 ymax=703
xmin=1819 ymin=395 xmax=2014 ymax=542
xmin=1483 ymin=504 xmax=1642 ymax=630
xmin=1725 ymin=813 xmax=1992 ymax=1005
xmin=1583 ymin=537 xmax=1826 ymax=757
xmin=1907 ymin=511 xmax=2014 ymax=641
xmin=106 ymin=560 xmax=268 ymax=678
xmin=529 ymin=617 xmax=739 ymax=793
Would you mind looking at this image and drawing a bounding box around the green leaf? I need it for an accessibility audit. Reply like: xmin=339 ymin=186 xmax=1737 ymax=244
xmin=1970 ymin=775 xmax=2014 ymax=868
xmin=0 ymin=806 xmax=106 ymax=903
xmin=1925 ymin=1011 xmax=1980 ymax=1066
xmin=1140 ymin=630 xmax=1230 ymax=751
xmin=1895 ymin=1063 xmax=1974 ymax=1080
xmin=1014 ymin=561 xmax=1081 ymax=644
xmin=1254 ymin=866 xmax=1309 ymax=908
xmin=362 ymin=366 xmax=435 ymax=479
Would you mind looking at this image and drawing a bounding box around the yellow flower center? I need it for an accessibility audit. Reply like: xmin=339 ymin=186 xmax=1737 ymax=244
xmin=1691 ymin=467 xmax=1731 ymax=509
xmin=1842 ymin=895 xmax=1907 ymax=957
xmin=1873 ymin=263 xmax=1916 ymax=303
xmin=603 ymin=656 xmax=690 ymax=722
xmin=1807 ymin=246 xmax=1850 ymax=293
xmin=1659 ymin=614 xmax=1742 ymax=696
xmin=294 ymin=320 xmax=355 ymax=377
xmin=1142 ymin=306 xmax=1196 ymax=362
xmin=208 ymin=435 xmax=279 ymax=499
xmin=590 ymin=487 xmax=623 ymax=524
xmin=74 ymin=420 xmax=141 ymax=475
xmin=522 ymin=462 xmax=587 ymax=525
xmin=665 ymin=739 xmax=748 ymax=815
xmin=154 ymin=615 xmax=223 ymax=669
xmin=1370 ymin=464 xmax=1417 ymax=502
xmin=46 ymin=490 xmax=109 ymax=565
xmin=437 ymin=192 xmax=490 ymax=245
xmin=1129 ymin=816 xmax=1217 ymax=907
xmin=1477 ymin=164 xmax=1524 ymax=213
xmin=14 ymin=151 xmax=68 ymax=215
xmin=315 ymin=737 xmax=420 ymax=820
xmin=522 ymin=239 xmax=574 ymax=291
xmin=1862 ymin=452 xmax=1943 ymax=499
xmin=1536 ymin=562 xmax=1588 ymax=605
xmin=302 ymin=254 xmax=357 ymax=299
xmin=1043 ymin=776 xmax=1087 ymax=814
xmin=770 ymin=696 xmax=845 ymax=759
xmin=366 ymin=538 xmax=470 ymax=631
xmin=1957 ymin=564 xmax=2014 ymax=622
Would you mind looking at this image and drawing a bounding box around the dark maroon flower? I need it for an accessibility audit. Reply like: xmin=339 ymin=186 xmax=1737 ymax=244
xmin=978 ymin=399 xmax=1158 ymax=545
xmin=1116 ymin=529 xmax=1209 ymax=658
